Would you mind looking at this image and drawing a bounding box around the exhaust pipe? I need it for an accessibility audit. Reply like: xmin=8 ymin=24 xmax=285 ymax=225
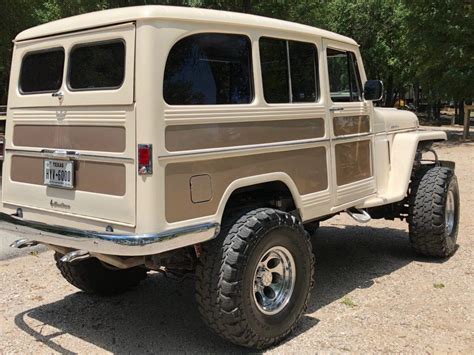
xmin=10 ymin=239 xmax=39 ymax=249
xmin=60 ymin=250 xmax=91 ymax=263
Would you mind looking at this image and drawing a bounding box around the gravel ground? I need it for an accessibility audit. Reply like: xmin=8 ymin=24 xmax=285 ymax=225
xmin=0 ymin=126 xmax=473 ymax=353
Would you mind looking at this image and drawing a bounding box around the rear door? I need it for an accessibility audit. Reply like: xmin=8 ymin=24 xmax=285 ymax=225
xmin=3 ymin=23 xmax=136 ymax=225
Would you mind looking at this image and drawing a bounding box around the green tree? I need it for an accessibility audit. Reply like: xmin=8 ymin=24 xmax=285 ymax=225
xmin=1 ymin=0 xmax=473 ymax=111
xmin=319 ymin=0 xmax=410 ymax=106
xmin=403 ymin=0 xmax=473 ymax=119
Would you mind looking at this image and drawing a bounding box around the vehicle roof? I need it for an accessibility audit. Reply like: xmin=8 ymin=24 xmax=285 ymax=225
xmin=16 ymin=5 xmax=358 ymax=45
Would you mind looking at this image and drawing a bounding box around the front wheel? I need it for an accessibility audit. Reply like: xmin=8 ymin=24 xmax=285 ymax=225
xmin=195 ymin=208 xmax=314 ymax=349
xmin=408 ymin=166 xmax=460 ymax=257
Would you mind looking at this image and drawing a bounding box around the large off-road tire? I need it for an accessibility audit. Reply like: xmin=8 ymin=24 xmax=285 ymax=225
xmin=54 ymin=252 xmax=147 ymax=296
xmin=304 ymin=220 xmax=320 ymax=235
xmin=195 ymin=208 xmax=314 ymax=349
xmin=408 ymin=166 xmax=460 ymax=258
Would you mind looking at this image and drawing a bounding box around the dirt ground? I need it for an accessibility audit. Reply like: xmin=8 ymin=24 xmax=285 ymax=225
xmin=0 ymin=126 xmax=473 ymax=353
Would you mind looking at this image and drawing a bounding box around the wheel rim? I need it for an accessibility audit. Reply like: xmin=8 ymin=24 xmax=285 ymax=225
xmin=445 ymin=188 xmax=456 ymax=236
xmin=252 ymin=246 xmax=295 ymax=315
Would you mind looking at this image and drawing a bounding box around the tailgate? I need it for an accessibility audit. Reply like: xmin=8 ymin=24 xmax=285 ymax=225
xmin=3 ymin=23 xmax=136 ymax=225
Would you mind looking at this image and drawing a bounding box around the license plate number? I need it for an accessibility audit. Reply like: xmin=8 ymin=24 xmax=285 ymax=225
xmin=44 ymin=159 xmax=74 ymax=189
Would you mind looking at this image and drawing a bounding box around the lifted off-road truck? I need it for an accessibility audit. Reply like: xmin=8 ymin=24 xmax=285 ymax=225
xmin=2 ymin=6 xmax=459 ymax=349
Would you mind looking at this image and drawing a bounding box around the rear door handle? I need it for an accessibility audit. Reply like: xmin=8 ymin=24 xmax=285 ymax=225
xmin=330 ymin=107 xmax=345 ymax=112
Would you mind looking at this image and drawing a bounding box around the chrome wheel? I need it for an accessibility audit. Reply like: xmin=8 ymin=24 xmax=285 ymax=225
xmin=445 ymin=188 xmax=456 ymax=235
xmin=252 ymin=246 xmax=295 ymax=315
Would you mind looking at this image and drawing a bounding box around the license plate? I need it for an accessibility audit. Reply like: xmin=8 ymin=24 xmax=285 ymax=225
xmin=44 ymin=159 xmax=74 ymax=189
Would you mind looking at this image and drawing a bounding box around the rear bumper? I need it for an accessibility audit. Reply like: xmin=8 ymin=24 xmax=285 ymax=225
xmin=0 ymin=212 xmax=219 ymax=256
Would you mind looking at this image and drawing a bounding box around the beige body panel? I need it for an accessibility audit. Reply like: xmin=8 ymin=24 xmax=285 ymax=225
xmin=2 ymin=6 xmax=447 ymax=256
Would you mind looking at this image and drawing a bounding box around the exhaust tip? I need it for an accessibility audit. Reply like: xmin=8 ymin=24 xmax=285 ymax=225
xmin=60 ymin=250 xmax=90 ymax=263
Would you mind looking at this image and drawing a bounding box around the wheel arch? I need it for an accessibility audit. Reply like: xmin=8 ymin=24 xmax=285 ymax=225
xmin=360 ymin=130 xmax=447 ymax=208
xmin=215 ymin=173 xmax=303 ymax=223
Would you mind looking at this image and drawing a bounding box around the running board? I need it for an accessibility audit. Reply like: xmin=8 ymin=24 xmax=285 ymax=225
xmin=346 ymin=208 xmax=371 ymax=223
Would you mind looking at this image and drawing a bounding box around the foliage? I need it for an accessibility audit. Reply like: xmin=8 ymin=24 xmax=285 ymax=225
xmin=0 ymin=0 xmax=472 ymax=106
xmin=402 ymin=0 xmax=474 ymax=103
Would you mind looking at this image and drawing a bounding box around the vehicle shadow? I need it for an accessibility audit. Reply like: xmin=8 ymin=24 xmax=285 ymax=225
xmin=14 ymin=224 xmax=438 ymax=353
xmin=14 ymin=273 xmax=252 ymax=354
xmin=309 ymin=224 xmax=415 ymax=312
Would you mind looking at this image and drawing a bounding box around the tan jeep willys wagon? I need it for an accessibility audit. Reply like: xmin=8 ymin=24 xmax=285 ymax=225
xmin=1 ymin=6 xmax=460 ymax=349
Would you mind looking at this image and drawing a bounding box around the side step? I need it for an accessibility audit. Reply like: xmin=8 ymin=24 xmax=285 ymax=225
xmin=346 ymin=208 xmax=371 ymax=223
xmin=10 ymin=239 xmax=38 ymax=249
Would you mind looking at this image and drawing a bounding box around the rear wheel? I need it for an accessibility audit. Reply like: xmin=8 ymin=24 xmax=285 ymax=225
xmin=54 ymin=252 xmax=147 ymax=296
xmin=195 ymin=208 xmax=314 ymax=349
xmin=408 ymin=166 xmax=460 ymax=257
xmin=304 ymin=220 xmax=320 ymax=235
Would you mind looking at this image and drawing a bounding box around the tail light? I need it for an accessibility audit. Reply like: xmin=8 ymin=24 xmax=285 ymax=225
xmin=138 ymin=144 xmax=152 ymax=175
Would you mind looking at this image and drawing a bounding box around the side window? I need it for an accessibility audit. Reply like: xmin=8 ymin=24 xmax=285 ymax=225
xmin=327 ymin=48 xmax=362 ymax=102
xmin=20 ymin=48 xmax=64 ymax=94
xmin=259 ymin=37 xmax=319 ymax=104
xmin=68 ymin=41 xmax=125 ymax=90
xmin=163 ymin=33 xmax=253 ymax=105
xmin=259 ymin=38 xmax=289 ymax=103
xmin=289 ymin=41 xmax=318 ymax=102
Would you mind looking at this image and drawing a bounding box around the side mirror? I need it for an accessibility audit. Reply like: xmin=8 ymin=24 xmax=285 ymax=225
xmin=364 ymin=80 xmax=384 ymax=101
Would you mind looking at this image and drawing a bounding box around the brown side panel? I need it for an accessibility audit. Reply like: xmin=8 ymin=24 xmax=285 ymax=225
xmin=166 ymin=118 xmax=325 ymax=151
xmin=165 ymin=147 xmax=328 ymax=222
xmin=335 ymin=140 xmax=372 ymax=186
xmin=13 ymin=125 xmax=126 ymax=152
xmin=333 ymin=115 xmax=370 ymax=136
xmin=11 ymin=156 xmax=126 ymax=196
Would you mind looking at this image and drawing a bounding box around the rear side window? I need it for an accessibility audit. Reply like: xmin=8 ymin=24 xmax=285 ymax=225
xmin=327 ymin=48 xmax=362 ymax=102
xmin=164 ymin=33 xmax=253 ymax=105
xmin=69 ymin=41 xmax=125 ymax=90
xmin=260 ymin=37 xmax=319 ymax=104
xmin=259 ymin=38 xmax=289 ymax=103
xmin=289 ymin=41 xmax=318 ymax=102
xmin=20 ymin=48 xmax=64 ymax=94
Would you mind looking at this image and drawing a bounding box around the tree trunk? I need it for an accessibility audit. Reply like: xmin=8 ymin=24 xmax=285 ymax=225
xmin=435 ymin=99 xmax=441 ymax=122
xmin=463 ymin=104 xmax=471 ymax=140
xmin=384 ymin=76 xmax=393 ymax=107
xmin=457 ymin=100 xmax=465 ymax=125
xmin=414 ymin=83 xmax=420 ymax=108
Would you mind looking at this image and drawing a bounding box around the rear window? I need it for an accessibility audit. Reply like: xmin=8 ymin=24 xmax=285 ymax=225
xmin=68 ymin=41 xmax=125 ymax=90
xmin=163 ymin=33 xmax=253 ymax=105
xmin=20 ymin=48 xmax=64 ymax=94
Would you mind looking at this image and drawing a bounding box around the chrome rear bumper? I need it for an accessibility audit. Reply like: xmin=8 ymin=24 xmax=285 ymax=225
xmin=0 ymin=212 xmax=219 ymax=256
